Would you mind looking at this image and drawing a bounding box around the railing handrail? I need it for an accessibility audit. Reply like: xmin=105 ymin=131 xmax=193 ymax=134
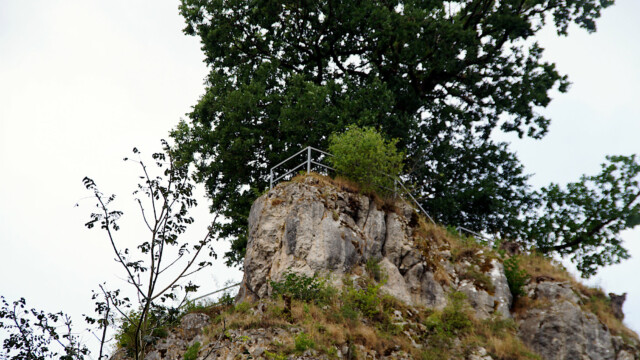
xmin=186 ymin=282 xmax=241 ymax=305
xmin=268 ymin=146 xmax=435 ymax=224
xmin=455 ymin=226 xmax=496 ymax=246
xmin=269 ymin=146 xmax=335 ymax=189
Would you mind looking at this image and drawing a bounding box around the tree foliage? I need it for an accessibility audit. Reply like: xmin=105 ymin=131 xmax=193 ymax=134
xmin=0 ymin=296 xmax=88 ymax=360
xmin=525 ymin=155 xmax=640 ymax=277
xmin=171 ymin=0 xmax=639 ymax=276
xmin=328 ymin=126 xmax=403 ymax=194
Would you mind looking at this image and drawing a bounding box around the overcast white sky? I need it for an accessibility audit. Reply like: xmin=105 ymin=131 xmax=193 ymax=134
xmin=1 ymin=0 xmax=639 ymax=356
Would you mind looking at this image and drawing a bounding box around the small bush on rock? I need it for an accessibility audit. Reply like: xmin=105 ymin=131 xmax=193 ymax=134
xmin=294 ymin=333 xmax=316 ymax=352
xmin=183 ymin=341 xmax=200 ymax=360
xmin=270 ymin=272 xmax=335 ymax=305
xmin=328 ymin=126 xmax=404 ymax=195
xmin=504 ymin=255 xmax=530 ymax=300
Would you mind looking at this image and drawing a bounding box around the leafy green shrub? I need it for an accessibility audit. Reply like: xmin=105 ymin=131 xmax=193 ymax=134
xmin=217 ymin=292 xmax=235 ymax=306
xmin=234 ymin=302 xmax=252 ymax=314
xmin=270 ymin=272 xmax=335 ymax=305
xmin=183 ymin=341 xmax=201 ymax=360
xmin=440 ymin=292 xmax=473 ymax=334
xmin=328 ymin=126 xmax=404 ymax=195
xmin=504 ymin=256 xmax=530 ymax=300
xmin=342 ymin=282 xmax=383 ymax=318
xmin=365 ymin=257 xmax=385 ymax=282
xmin=115 ymin=307 xmax=174 ymax=354
xmin=425 ymin=292 xmax=472 ymax=346
xmin=294 ymin=333 xmax=316 ymax=352
xmin=340 ymin=303 xmax=359 ymax=322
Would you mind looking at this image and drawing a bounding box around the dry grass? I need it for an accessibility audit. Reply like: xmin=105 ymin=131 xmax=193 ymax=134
xmin=289 ymin=173 xmax=403 ymax=213
xmin=579 ymin=288 xmax=640 ymax=342
xmin=517 ymin=252 xmax=573 ymax=283
xmin=484 ymin=334 xmax=540 ymax=359
xmin=290 ymin=172 xmax=362 ymax=194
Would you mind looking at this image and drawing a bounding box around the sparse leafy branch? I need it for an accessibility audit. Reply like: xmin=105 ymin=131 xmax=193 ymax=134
xmin=0 ymin=296 xmax=89 ymax=360
xmin=524 ymin=155 xmax=640 ymax=277
xmin=84 ymin=284 xmax=129 ymax=360
xmin=83 ymin=140 xmax=218 ymax=360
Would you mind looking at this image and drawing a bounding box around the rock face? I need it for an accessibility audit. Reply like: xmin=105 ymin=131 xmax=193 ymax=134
xmin=237 ymin=176 xmax=512 ymax=319
xmin=517 ymin=281 xmax=638 ymax=360
xmin=112 ymin=176 xmax=640 ymax=360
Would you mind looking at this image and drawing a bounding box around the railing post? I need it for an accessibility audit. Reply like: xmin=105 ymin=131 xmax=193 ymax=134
xmin=270 ymin=168 xmax=273 ymax=189
xmin=394 ymin=179 xmax=397 ymax=197
xmin=307 ymin=146 xmax=311 ymax=174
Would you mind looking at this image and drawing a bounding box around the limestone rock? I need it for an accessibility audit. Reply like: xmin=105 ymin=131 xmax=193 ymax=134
xmin=609 ymin=293 xmax=627 ymax=320
xmin=456 ymin=259 xmax=512 ymax=319
xmin=179 ymin=313 xmax=210 ymax=339
xmin=518 ymin=281 xmax=616 ymax=360
xmin=238 ymin=177 xmax=511 ymax=319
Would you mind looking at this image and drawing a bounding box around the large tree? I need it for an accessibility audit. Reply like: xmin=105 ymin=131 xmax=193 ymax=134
xmin=171 ymin=0 xmax=640 ymax=276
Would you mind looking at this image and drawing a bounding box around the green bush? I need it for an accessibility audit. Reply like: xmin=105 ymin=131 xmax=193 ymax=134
xmin=342 ymin=282 xmax=383 ymax=319
xmin=327 ymin=126 xmax=404 ymax=195
xmin=294 ymin=333 xmax=316 ymax=352
xmin=365 ymin=257 xmax=385 ymax=282
xmin=115 ymin=307 xmax=174 ymax=354
xmin=270 ymin=272 xmax=335 ymax=305
xmin=504 ymin=256 xmax=530 ymax=300
xmin=424 ymin=292 xmax=473 ymax=350
xmin=234 ymin=302 xmax=252 ymax=314
xmin=217 ymin=292 xmax=235 ymax=306
xmin=183 ymin=341 xmax=201 ymax=360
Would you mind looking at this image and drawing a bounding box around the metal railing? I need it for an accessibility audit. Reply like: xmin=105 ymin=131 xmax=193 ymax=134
xmin=183 ymin=282 xmax=241 ymax=306
xmin=269 ymin=146 xmax=335 ymax=189
xmin=455 ymin=226 xmax=496 ymax=247
xmin=268 ymin=146 xmax=435 ymax=224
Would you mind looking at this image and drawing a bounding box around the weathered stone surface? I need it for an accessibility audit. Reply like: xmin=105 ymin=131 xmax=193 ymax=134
xmin=469 ymin=347 xmax=494 ymax=360
xmin=238 ymin=177 xmax=511 ymax=318
xmin=518 ymin=281 xmax=617 ymax=360
xmin=457 ymin=259 xmax=512 ymax=319
xmin=179 ymin=313 xmax=210 ymax=339
xmin=609 ymin=293 xmax=627 ymax=320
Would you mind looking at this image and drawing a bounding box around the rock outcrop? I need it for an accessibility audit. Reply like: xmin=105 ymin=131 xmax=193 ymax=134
xmin=113 ymin=175 xmax=640 ymax=360
xmin=517 ymin=281 xmax=639 ymax=360
xmin=237 ymin=175 xmax=512 ymax=319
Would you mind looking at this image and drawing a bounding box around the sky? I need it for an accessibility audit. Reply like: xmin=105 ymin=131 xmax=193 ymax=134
xmin=0 ymin=0 xmax=639 ymax=356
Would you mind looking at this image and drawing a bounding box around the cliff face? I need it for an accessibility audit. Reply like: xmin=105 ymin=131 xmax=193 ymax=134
xmin=120 ymin=175 xmax=640 ymax=360
xmin=238 ymin=175 xmax=512 ymax=319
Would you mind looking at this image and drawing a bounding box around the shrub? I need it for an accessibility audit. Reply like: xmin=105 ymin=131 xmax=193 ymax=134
xmin=504 ymin=256 xmax=530 ymax=300
xmin=327 ymin=126 xmax=404 ymax=195
xmin=270 ymin=272 xmax=335 ymax=305
xmin=115 ymin=307 xmax=174 ymax=354
xmin=294 ymin=333 xmax=316 ymax=352
xmin=460 ymin=268 xmax=496 ymax=294
xmin=217 ymin=292 xmax=236 ymax=306
xmin=342 ymin=282 xmax=383 ymax=319
xmin=183 ymin=341 xmax=201 ymax=360
xmin=234 ymin=302 xmax=252 ymax=314
xmin=365 ymin=257 xmax=384 ymax=282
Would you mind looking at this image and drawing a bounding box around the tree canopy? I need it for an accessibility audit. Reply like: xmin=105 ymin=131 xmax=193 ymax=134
xmin=171 ymin=0 xmax=640 ymax=276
